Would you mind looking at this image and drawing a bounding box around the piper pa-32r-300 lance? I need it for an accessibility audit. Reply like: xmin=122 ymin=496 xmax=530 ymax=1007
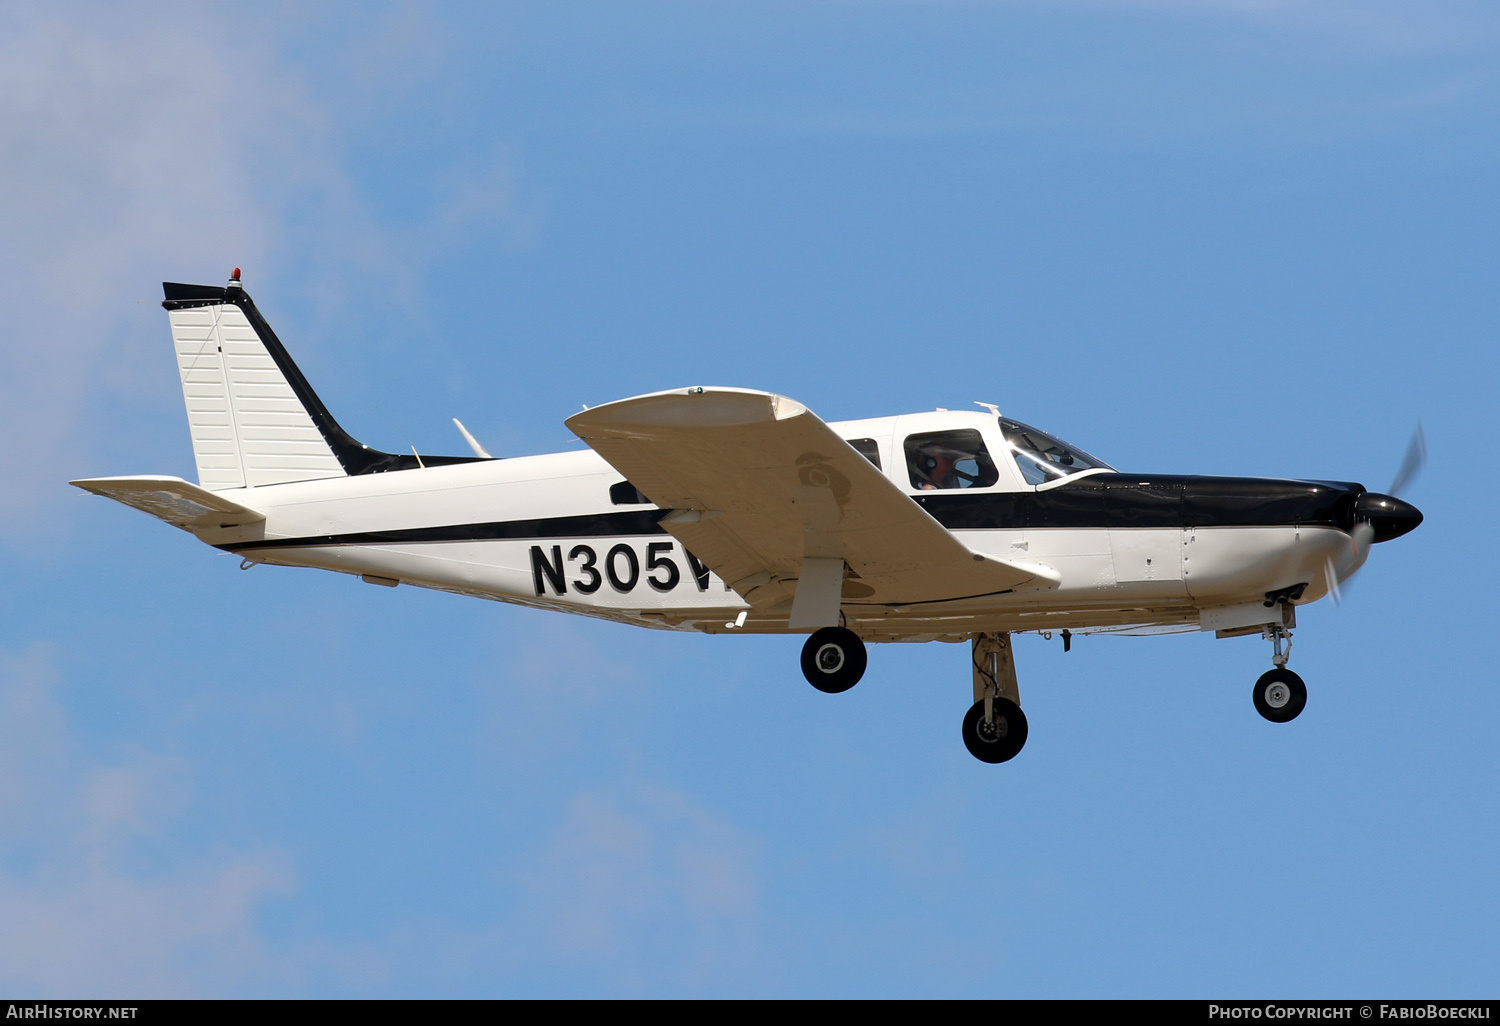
xmin=73 ymin=272 xmax=1426 ymax=764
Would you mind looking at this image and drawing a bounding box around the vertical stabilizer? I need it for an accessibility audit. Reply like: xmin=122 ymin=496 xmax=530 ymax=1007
xmin=165 ymin=277 xmax=345 ymax=490
xmin=163 ymin=274 xmax=487 ymax=490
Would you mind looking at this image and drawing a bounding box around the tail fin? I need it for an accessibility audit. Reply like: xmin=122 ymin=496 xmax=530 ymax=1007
xmin=162 ymin=274 xmax=482 ymax=490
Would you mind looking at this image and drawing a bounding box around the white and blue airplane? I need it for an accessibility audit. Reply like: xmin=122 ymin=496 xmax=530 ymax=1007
xmin=72 ymin=272 xmax=1424 ymax=763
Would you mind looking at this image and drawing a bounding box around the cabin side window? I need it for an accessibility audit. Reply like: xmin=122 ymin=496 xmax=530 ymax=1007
xmin=904 ymin=430 xmax=998 ymax=490
xmin=609 ymin=480 xmax=650 ymax=505
xmin=845 ymin=437 xmax=882 ymax=470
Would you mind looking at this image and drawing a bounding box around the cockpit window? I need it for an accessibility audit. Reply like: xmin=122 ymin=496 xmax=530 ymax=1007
xmin=1000 ymin=418 xmax=1114 ymax=486
xmin=905 ymin=430 xmax=999 ymax=490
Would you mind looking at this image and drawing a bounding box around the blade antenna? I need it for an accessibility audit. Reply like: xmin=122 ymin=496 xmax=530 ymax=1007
xmin=452 ymin=418 xmax=493 ymax=459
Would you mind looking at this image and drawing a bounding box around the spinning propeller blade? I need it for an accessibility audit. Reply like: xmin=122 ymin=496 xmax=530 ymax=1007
xmin=1327 ymin=425 xmax=1423 ymax=605
xmin=1325 ymin=521 xmax=1374 ymax=606
xmin=1387 ymin=423 xmax=1426 ymax=498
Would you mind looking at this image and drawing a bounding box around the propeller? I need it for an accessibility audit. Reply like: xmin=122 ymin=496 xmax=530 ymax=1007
xmin=1325 ymin=424 xmax=1425 ymax=606
xmin=1387 ymin=423 xmax=1427 ymax=499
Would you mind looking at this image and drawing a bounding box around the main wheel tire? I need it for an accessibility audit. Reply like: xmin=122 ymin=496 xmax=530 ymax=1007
xmin=799 ymin=627 xmax=867 ymax=694
xmin=1253 ymin=667 xmax=1307 ymax=723
xmin=962 ymin=698 xmax=1028 ymax=763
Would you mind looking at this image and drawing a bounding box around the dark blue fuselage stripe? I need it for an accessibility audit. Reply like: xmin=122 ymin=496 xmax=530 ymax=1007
xmin=222 ymin=508 xmax=670 ymax=551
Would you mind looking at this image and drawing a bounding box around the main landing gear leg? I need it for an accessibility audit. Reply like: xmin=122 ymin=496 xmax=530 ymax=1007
xmin=963 ymin=632 xmax=1028 ymax=763
xmin=1253 ymin=624 xmax=1307 ymax=723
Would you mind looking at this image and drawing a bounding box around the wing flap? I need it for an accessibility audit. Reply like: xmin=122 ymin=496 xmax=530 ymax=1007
xmin=70 ymin=475 xmax=265 ymax=530
xmin=566 ymin=388 xmax=1056 ymax=616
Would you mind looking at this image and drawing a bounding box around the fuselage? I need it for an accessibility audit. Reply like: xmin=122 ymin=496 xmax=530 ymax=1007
xmin=197 ymin=409 xmax=1390 ymax=641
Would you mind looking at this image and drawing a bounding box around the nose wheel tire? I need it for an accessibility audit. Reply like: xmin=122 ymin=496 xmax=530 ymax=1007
xmin=962 ymin=698 xmax=1028 ymax=763
xmin=800 ymin=626 xmax=867 ymax=694
xmin=1253 ymin=667 xmax=1307 ymax=723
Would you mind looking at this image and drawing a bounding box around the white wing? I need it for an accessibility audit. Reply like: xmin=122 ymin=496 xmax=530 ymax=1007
xmin=566 ymin=388 xmax=1056 ymax=627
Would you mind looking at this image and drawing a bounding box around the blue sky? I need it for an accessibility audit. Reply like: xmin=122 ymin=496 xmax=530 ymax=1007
xmin=1 ymin=0 xmax=1496 ymax=997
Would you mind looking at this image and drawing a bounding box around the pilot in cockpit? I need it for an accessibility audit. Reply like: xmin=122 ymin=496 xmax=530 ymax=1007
xmin=908 ymin=437 xmax=996 ymax=490
xmin=915 ymin=448 xmax=960 ymax=490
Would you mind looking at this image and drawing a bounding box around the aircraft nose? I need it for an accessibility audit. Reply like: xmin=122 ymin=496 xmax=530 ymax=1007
xmin=1353 ymin=492 xmax=1423 ymax=543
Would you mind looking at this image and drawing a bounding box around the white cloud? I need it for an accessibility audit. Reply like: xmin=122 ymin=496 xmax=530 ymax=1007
xmin=0 ymin=646 xmax=295 ymax=996
xmin=0 ymin=2 xmax=530 ymax=534
xmin=0 ymin=6 xmax=260 ymax=521
xmin=502 ymin=778 xmax=765 ymax=993
xmin=0 ymin=3 xmax=397 ymax=529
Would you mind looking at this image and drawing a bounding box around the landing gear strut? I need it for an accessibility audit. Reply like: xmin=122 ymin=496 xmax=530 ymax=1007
xmin=800 ymin=626 xmax=867 ymax=693
xmin=1253 ymin=625 xmax=1306 ymax=723
xmin=963 ymin=632 xmax=1028 ymax=763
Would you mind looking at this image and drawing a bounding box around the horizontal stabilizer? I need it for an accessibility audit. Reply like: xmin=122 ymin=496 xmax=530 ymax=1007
xmin=70 ymin=475 xmax=265 ymax=531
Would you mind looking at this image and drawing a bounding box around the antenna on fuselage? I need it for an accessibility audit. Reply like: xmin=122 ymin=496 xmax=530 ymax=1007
xmin=452 ymin=418 xmax=493 ymax=459
xmin=974 ymin=401 xmax=1001 ymax=417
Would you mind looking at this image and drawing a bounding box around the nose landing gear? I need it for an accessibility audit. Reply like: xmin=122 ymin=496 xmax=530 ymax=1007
xmin=963 ymin=696 xmax=1028 ymax=763
xmin=1254 ymin=625 xmax=1306 ymax=722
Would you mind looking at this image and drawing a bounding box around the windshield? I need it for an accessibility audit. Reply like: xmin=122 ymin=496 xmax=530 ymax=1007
xmin=1000 ymin=417 xmax=1114 ymax=485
